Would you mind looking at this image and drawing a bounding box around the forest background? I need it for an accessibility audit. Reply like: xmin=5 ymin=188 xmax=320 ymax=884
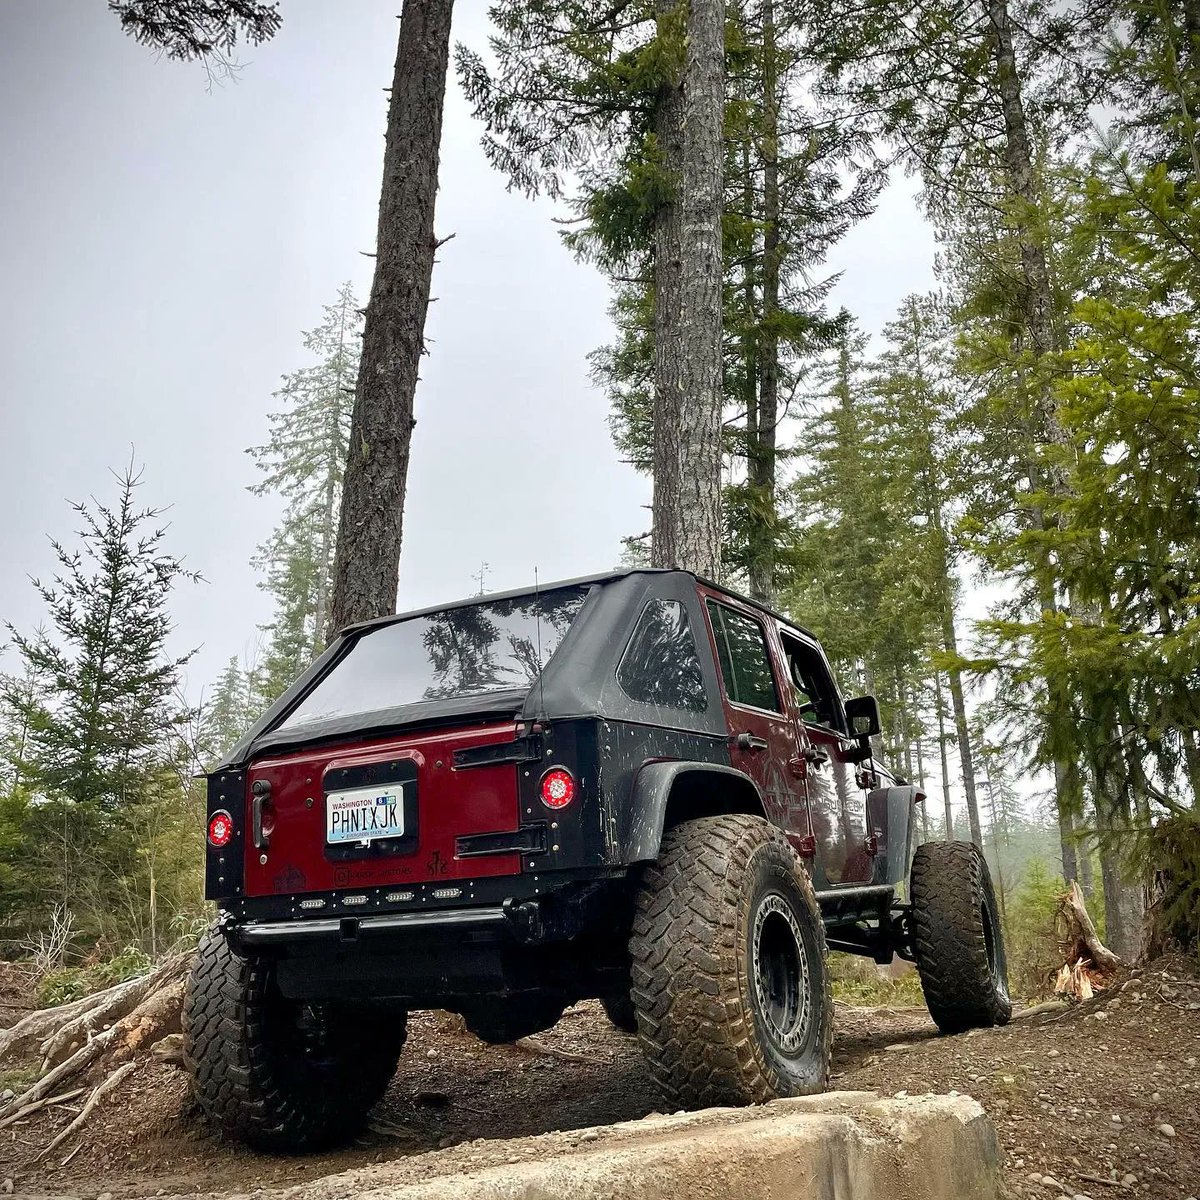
xmin=1 ymin=0 xmax=1197 ymax=995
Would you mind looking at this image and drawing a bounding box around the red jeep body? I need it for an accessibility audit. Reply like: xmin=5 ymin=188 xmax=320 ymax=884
xmin=204 ymin=570 xmax=920 ymax=1009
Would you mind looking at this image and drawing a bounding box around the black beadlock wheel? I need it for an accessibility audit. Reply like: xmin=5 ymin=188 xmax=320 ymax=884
xmin=183 ymin=925 xmax=406 ymax=1152
xmin=462 ymin=995 xmax=565 ymax=1044
xmin=629 ymin=814 xmax=832 ymax=1109
xmin=910 ymin=841 xmax=1012 ymax=1034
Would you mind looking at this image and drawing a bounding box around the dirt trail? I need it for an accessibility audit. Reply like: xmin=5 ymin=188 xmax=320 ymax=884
xmin=2 ymin=960 xmax=1198 ymax=1200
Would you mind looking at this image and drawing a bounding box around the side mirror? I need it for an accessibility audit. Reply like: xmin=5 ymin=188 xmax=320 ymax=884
xmin=845 ymin=695 xmax=881 ymax=740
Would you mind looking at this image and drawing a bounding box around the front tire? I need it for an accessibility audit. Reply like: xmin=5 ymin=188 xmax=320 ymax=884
xmin=183 ymin=925 xmax=406 ymax=1151
xmin=910 ymin=841 xmax=1012 ymax=1034
xmin=629 ymin=815 xmax=832 ymax=1109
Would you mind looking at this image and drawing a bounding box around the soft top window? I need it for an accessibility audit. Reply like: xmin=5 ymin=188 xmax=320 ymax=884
xmin=616 ymin=598 xmax=708 ymax=713
xmin=279 ymin=587 xmax=588 ymax=729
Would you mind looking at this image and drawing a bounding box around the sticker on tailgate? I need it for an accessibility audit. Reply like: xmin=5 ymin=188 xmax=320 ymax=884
xmin=326 ymin=783 xmax=407 ymax=844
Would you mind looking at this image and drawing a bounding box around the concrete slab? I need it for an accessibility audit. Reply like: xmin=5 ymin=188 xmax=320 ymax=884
xmin=261 ymin=1092 xmax=999 ymax=1200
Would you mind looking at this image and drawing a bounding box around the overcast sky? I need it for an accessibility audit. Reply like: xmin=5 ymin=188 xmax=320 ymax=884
xmin=0 ymin=1 xmax=936 ymax=703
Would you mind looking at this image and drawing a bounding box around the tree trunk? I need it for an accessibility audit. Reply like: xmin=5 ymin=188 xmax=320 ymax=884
xmin=1057 ymin=791 xmax=1079 ymax=883
xmin=651 ymin=0 xmax=726 ymax=580
xmin=914 ymin=728 xmax=930 ymax=842
xmin=748 ymin=0 xmax=780 ymax=604
xmin=1092 ymin=717 xmax=1146 ymax=961
xmin=327 ymin=0 xmax=455 ymax=636
xmin=927 ymin=494 xmax=984 ymax=848
xmin=989 ymin=0 xmax=1095 ymax=879
xmin=934 ymin=671 xmax=954 ymax=838
xmin=1077 ymin=804 xmax=1095 ymax=898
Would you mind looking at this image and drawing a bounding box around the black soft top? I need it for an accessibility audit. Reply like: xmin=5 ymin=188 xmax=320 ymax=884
xmin=219 ymin=568 xmax=823 ymax=767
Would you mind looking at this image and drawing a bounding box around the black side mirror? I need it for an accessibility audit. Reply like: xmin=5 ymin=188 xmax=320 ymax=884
xmin=845 ymin=695 xmax=882 ymax=740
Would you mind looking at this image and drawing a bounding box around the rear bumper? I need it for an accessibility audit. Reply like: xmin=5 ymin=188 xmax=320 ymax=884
xmin=219 ymin=874 xmax=632 ymax=1008
xmin=235 ymin=904 xmax=507 ymax=950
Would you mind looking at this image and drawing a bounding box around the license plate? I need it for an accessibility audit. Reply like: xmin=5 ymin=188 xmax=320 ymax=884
xmin=326 ymin=783 xmax=407 ymax=845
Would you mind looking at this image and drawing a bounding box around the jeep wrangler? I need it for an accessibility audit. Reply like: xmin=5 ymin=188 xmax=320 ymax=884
xmin=184 ymin=569 xmax=1010 ymax=1150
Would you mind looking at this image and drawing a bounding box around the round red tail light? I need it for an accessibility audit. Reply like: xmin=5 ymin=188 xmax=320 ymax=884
xmin=539 ymin=768 xmax=575 ymax=809
xmin=208 ymin=810 xmax=234 ymax=848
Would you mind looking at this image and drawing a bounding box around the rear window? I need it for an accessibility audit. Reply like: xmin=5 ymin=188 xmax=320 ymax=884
xmin=279 ymin=587 xmax=589 ymax=729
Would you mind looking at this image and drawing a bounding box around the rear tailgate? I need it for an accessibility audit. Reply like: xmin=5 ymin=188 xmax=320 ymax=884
xmin=242 ymin=722 xmax=524 ymax=898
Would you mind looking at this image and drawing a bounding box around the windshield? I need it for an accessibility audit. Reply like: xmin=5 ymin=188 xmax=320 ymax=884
xmin=278 ymin=586 xmax=590 ymax=729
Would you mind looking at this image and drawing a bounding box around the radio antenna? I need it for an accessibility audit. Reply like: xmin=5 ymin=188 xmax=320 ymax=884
xmin=533 ymin=566 xmax=547 ymax=721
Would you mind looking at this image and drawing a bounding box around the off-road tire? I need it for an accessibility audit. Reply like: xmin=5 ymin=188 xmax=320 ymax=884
xmin=629 ymin=814 xmax=832 ymax=1109
xmin=601 ymin=992 xmax=638 ymax=1034
xmin=910 ymin=841 xmax=1012 ymax=1034
xmin=183 ymin=925 xmax=406 ymax=1151
xmin=462 ymin=995 xmax=565 ymax=1044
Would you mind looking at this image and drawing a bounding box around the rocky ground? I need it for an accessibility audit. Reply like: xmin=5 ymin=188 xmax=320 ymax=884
xmin=1 ymin=958 xmax=1197 ymax=1200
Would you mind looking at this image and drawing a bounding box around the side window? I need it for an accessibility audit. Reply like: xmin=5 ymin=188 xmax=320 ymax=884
xmin=617 ymin=599 xmax=708 ymax=712
xmin=706 ymin=601 xmax=781 ymax=712
xmin=780 ymin=633 xmax=842 ymax=731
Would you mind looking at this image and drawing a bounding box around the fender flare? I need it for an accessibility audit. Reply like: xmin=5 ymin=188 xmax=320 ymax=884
xmin=624 ymin=760 xmax=766 ymax=863
xmin=866 ymin=784 xmax=922 ymax=887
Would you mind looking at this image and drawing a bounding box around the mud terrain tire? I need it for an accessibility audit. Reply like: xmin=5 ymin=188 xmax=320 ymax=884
xmin=910 ymin=841 xmax=1012 ymax=1034
xmin=462 ymin=996 xmax=565 ymax=1044
xmin=630 ymin=814 xmax=831 ymax=1109
xmin=183 ymin=925 xmax=406 ymax=1151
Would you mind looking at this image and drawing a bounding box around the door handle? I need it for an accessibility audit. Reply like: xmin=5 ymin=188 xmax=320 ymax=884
xmin=803 ymin=746 xmax=830 ymax=767
xmin=734 ymin=732 xmax=769 ymax=752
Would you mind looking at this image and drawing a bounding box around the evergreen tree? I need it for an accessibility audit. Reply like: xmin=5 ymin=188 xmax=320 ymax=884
xmin=2 ymin=465 xmax=201 ymax=946
xmin=6 ymin=465 xmax=196 ymax=814
xmin=199 ymin=655 xmax=257 ymax=768
xmin=328 ymin=0 xmax=457 ymax=633
xmin=461 ymin=3 xmax=875 ymax=588
xmin=247 ymin=282 xmax=360 ymax=700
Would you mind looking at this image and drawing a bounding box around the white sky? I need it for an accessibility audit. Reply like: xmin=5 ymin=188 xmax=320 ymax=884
xmin=0 ymin=1 xmax=937 ymax=708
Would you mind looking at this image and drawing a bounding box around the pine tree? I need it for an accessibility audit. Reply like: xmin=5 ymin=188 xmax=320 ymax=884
xmin=247 ymin=283 xmax=359 ymax=700
xmin=461 ymin=3 xmax=874 ymax=588
xmin=3 ymin=465 xmax=200 ymax=944
xmin=328 ymin=0 xmax=457 ymax=633
xmin=7 ymin=465 xmax=196 ymax=814
xmin=199 ymin=655 xmax=257 ymax=768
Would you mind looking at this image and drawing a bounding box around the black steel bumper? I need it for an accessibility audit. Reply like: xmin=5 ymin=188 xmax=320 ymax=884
xmin=234 ymin=904 xmax=508 ymax=950
xmin=220 ymin=874 xmax=632 ymax=1007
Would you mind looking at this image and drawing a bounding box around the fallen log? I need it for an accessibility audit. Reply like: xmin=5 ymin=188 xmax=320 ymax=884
xmin=0 ymin=946 xmax=191 ymax=1162
xmin=0 ymin=1087 xmax=87 ymax=1131
xmin=38 ymin=952 xmax=188 ymax=1070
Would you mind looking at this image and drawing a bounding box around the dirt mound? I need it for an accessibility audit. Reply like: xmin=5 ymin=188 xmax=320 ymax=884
xmin=2 ymin=962 xmax=1198 ymax=1198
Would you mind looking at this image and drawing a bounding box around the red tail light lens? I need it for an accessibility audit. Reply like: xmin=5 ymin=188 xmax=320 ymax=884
xmin=540 ymin=768 xmax=575 ymax=809
xmin=208 ymin=810 xmax=233 ymax=848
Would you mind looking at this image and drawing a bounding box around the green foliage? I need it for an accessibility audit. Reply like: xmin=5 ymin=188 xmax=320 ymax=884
xmin=35 ymin=945 xmax=153 ymax=1009
xmin=1004 ymin=858 xmax=1069 ymax=1001
xmin=828 ymin=952 xmax=926 ymax=1006
xmin=1147 ymin=814 xmax=1200 ymax=953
